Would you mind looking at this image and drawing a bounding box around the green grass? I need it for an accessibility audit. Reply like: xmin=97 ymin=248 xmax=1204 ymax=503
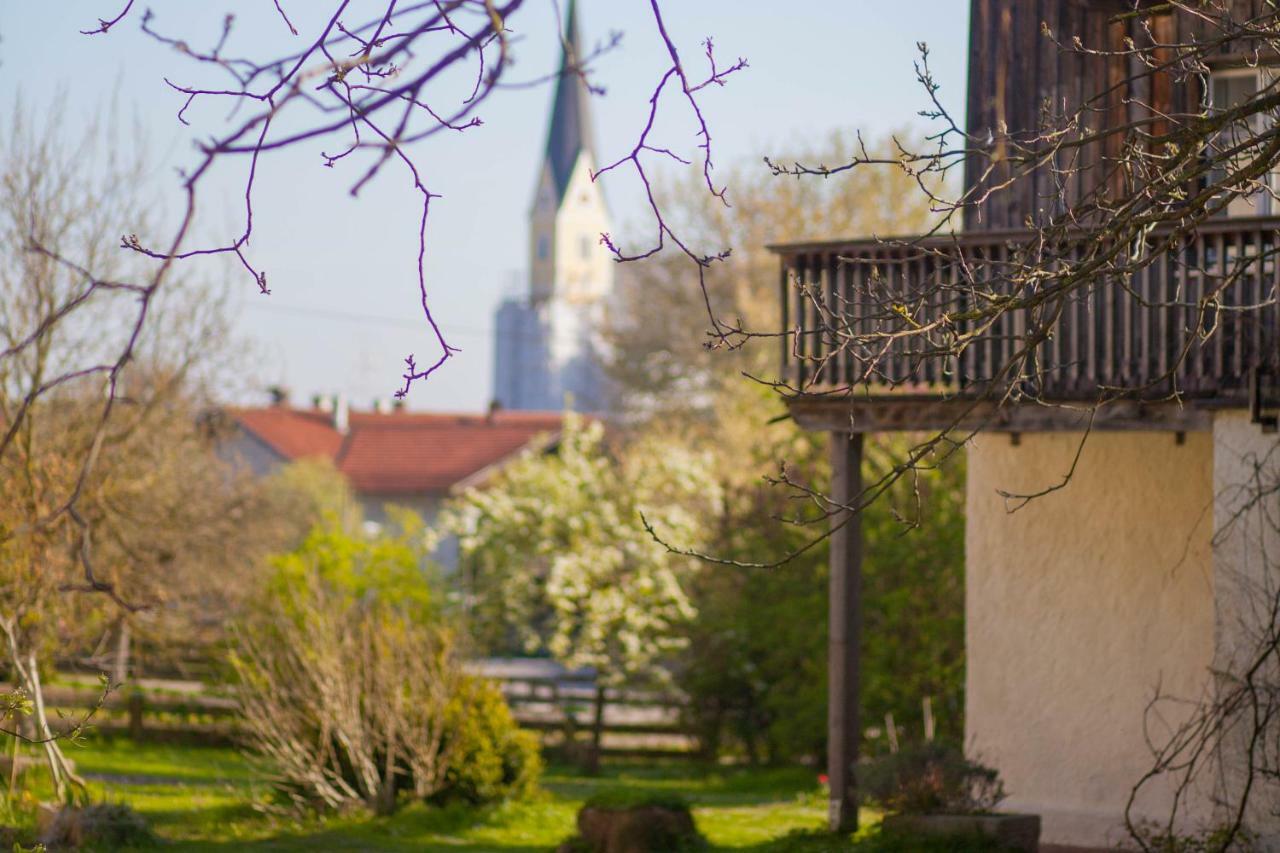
xmin=9 ymin=738 xmax=909 ymax=851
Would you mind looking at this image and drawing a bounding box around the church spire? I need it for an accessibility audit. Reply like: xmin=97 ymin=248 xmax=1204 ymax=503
xmin=543 ymin=0 xmax=594 ymax=204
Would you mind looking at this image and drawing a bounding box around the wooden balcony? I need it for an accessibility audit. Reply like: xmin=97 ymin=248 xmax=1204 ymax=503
xmin=773 ymin=217 xmax=1280 ymax=433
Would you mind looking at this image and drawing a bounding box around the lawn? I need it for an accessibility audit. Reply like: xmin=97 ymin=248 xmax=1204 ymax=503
xmin=30 ymin=738 xmax=855 ymax=851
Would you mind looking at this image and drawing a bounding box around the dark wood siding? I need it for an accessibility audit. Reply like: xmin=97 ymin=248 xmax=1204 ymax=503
xmin=959 ymin=0 xmax=1280 ymax=231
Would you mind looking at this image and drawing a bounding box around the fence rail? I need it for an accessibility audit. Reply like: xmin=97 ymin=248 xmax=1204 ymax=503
xmin=18 ymin=668 xmax=697 ymax=758
xmin=486 ymin=667 xmax=695 ymax=758
xmin=775 ymin=217 xmax=1280 ymax=400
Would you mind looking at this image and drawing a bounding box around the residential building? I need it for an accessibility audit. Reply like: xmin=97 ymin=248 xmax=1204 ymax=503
xmin=223 ymin=394 xmax=562 ymax=569
xmin=774 ymin=1 xmax=1280 ymax=847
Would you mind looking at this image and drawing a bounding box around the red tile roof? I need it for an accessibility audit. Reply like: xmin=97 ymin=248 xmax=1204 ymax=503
xmin=230 ymin=406 xmax=563 ymax=494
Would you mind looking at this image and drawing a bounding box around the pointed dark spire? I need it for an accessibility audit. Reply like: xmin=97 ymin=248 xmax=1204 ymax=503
xmin=543 ymin=0 xmax=594 ymax=203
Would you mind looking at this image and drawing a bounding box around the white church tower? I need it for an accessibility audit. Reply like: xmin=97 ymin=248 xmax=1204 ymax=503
xmin=492 ymin=0 xmax=614 ymax=413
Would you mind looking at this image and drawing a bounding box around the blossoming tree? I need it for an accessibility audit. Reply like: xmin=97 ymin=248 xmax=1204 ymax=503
xmin=448 ymin=414 xmax=720 ymax=688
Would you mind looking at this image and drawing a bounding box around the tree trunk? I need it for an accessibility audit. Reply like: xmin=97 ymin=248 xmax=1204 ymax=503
xmin=112 ymin=619 xmax=131 ymax=686
xmin=699 ymin=700 xmax=724 ymax=762
xmin=25 ymin=653 xmax=86 ymax=805
xmin=0 ymin=620 xmax=87 ymax=805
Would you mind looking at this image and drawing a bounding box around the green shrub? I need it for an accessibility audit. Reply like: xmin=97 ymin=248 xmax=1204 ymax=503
xmin=434 ymin=676 xmax=542 ymax=805
xmin=759 ymin=826 xmax=1006 ymax=852
xmin=861 ymin=744 xmax=1004 ymax=815
xmin=1128 ymin=820 xmax=1256 ymax=853
xmin=235 ymin=518 xmax=462 ymax=814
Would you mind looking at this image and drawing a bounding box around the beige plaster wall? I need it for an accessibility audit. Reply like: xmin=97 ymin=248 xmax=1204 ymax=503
xmin=966 ymin=431 xmax=1216 ymax=848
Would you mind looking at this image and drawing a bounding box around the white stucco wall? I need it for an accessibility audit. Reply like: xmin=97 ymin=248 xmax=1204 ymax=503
xmin=1211 ymin=411 xmax=1280 ymax=846
xmin=553 ymin=153 xmax=613 ymax=304
xmin=966 ymin=431 xmax=1216 ymax=848
xmin=528 ymin=152 xmax=612 ymax=306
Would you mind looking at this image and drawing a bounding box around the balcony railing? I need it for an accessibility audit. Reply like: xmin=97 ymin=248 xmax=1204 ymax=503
xmin=774 ymin=217 xmax=1280 ymax=404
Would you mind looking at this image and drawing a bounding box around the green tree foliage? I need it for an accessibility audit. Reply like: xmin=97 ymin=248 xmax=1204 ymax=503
xmin=608 ymin=131 xmax=944 ymax=416
xmin=259 ymin=456 xmax=364 ymax=540
xmin=860 ymin=443 xmax=966 ymax=749
xmin=445 ymin=414 xmax=721 ymax=686
xmin=670 ymin=385 xmax=965 ymax=762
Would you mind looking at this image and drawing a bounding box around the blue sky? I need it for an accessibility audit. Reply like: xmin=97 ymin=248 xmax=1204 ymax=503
xmin=0 ymin=2 xmax=970 ymax=412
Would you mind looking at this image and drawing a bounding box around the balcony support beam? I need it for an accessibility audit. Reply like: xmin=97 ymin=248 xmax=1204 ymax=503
xmin=790 ymin=396 xmax=1214 ymax=435
xmin=827 ymin=431 xmax=864 ymax=834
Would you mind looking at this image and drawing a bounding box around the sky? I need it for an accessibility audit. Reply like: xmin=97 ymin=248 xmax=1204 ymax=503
xmin=0 ymin=2 xmax=970 ymax=413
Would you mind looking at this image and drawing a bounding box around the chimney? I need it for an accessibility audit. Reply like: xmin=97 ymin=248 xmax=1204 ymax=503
xmin=333 ymin=393 xmax=350 ymax=435
xmin=267 ymin=385 xmax=291 ymax=407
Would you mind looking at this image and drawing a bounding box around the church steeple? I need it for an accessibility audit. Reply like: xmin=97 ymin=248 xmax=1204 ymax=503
xmin=493 ymin=0 xmax=614 ymax=413
xmin=542 ymin=0 xmax=594 ymax=204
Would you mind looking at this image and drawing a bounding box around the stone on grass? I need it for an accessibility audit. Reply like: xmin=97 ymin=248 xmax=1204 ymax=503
xmin=557 ymin=795 xmax=704 ymax=853
xmin=38 ymin=802 xmax=154 ymax=849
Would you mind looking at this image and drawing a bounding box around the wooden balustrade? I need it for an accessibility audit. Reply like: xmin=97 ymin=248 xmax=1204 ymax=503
xmin=775 ymin=217 xmax=1280 ymax=404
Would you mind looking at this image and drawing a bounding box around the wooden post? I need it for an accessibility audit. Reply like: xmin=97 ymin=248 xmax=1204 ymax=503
xmin=828 ymin=431 xmax=863 ymax=833
xmin=127 ymin=691 xmax=145 ymax=741
xmin=586 ymin=685 xmax=606 ymax=776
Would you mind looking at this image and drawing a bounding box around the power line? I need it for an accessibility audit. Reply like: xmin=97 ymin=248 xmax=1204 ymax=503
xmin=241 ymin=297 xmax=604 ymax=346
xmin=243 ymin=299 xmax=495 ymax=339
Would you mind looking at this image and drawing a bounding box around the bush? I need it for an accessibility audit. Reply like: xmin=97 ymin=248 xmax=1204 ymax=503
xmin=1128 ymin=820 xmax=1256 ymax=853
xmin=233 ymin=518 xmax=460 ymax=815
xmin=435 ymin=675 xmax=542 ymax=805
xmin=760 ymin=826 xmax=1006 ymax=852
xmin=861 ymin=744 xmax=1005 ymax=815
xmin=234 ymin=518 xmax=542 ymax=815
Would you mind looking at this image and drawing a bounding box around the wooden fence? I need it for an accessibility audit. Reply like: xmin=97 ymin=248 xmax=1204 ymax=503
xmin=20 ymin=666 xmax=697 ymax=758
xmin=486 ymin=665 xmax=695 ymax=759
xmin=28 ymin=681 xmax=240 ymax=745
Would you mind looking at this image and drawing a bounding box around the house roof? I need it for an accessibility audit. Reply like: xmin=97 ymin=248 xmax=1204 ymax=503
xmin=230 ymin=406 xmax=564 ymax=495
xmin=543 ymin=0 xmax=595 ymax=203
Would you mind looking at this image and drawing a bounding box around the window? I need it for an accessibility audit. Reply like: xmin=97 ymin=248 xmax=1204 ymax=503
xmin=537 ymin=235 xmax=549 ymax=260
xmin=1208 ymin=67 xmax=1280 ymax=216
xmin=580 ymin=235 xmax=591 ymax=259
